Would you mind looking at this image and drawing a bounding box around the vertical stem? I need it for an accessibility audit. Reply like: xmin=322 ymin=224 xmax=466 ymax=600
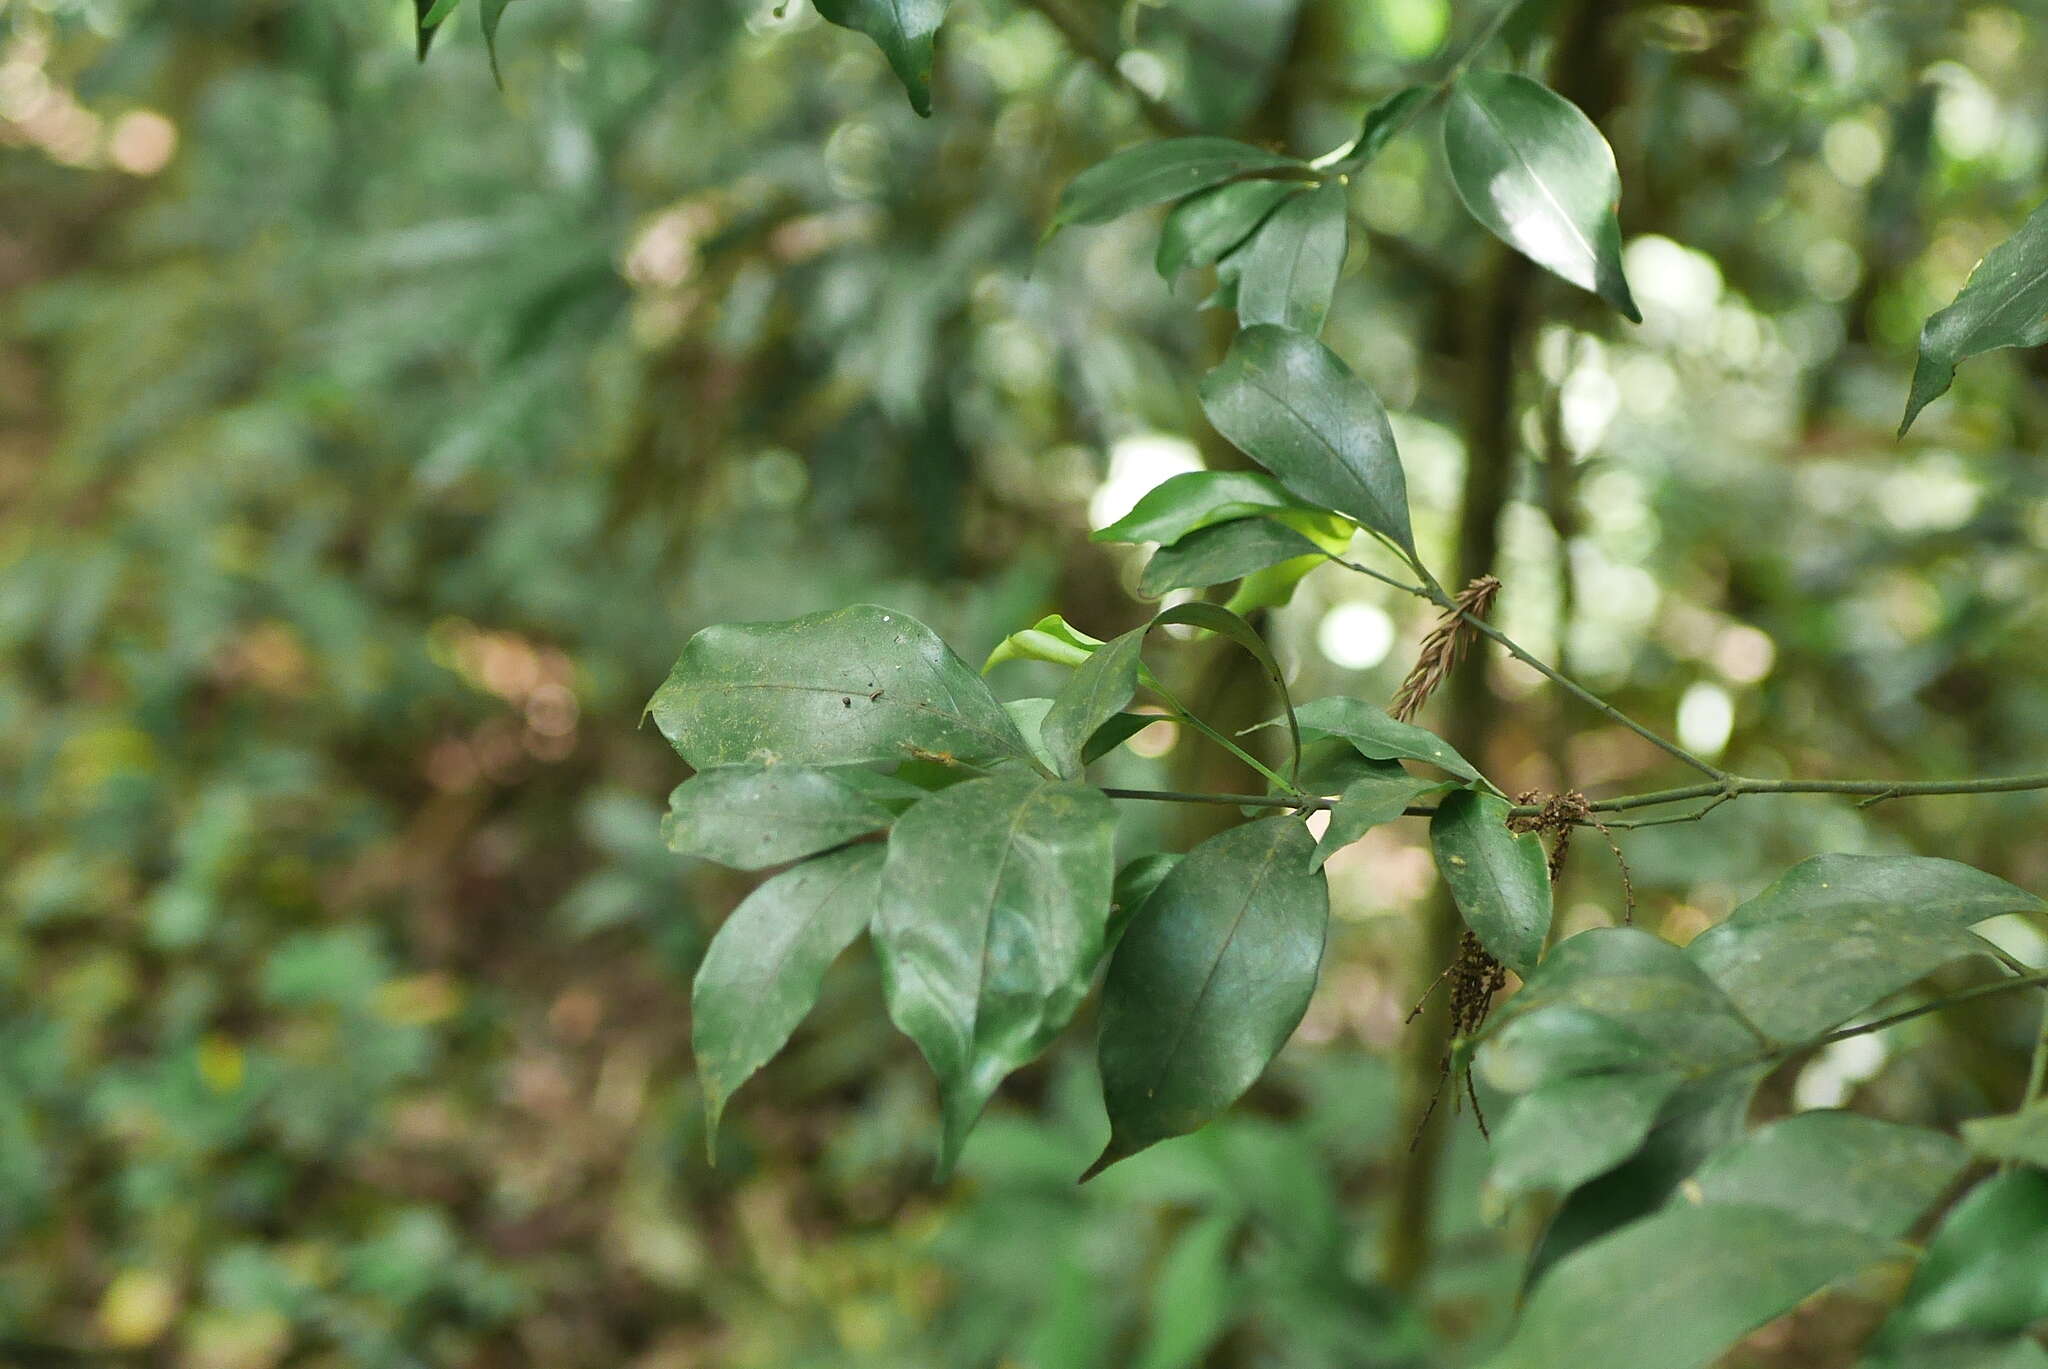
xmin=2011 ymin=998 xmax=2048 ymax=1175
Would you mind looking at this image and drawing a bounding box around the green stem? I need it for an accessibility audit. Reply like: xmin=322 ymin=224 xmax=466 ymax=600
xmin=1149 ymin=679 xmax=1302 ymax=796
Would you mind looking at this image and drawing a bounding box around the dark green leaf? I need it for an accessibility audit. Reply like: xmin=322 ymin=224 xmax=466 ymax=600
xmin=692 ymin=845 xmax=884 ymax=1140
xmin=481 ymin=0 xmax=514 ymax=83
xmin=1054 ymin=138 xmax=1307 ymax=230
xmin=1486 ymin=1071 xmax=1682 ymax=1207
xmin=415 ymin=0 xmax=458 ymax=59
xmin=1153 ymin=601 xmax=1300 ymax=786
xmin=650 ymin=605 xmax=1032 ymax=772
xmin=1442 ymin=72 xmax=1640 ymax=322
xmin=1156 ymin=181 xmax=1301 ymax=279
xmin=1337 ymin=84 xmax=1430 ymax=170
xmin=1138 ymin=518 xmax=1328 ymax=598
xmin=1082 ymin=712 xmax=1158 ymax=764
xmin=1043 ymin=627 xmax=1145 ymax=777
xmin=1277 ymin=695 xmax=1479 ymax=781
xmin=1235 ymin=179 xmax=1348 ymax=335
xmin=874 ymin=776 xmax=1116 ymax=1174
xmin=1088 ymin=818 xmax=1328 ymax=1177
xmin=1430 ymin=789 xmax=1552 ymax=977
xmin=1687 ymin=1111 xmax=1966 ymax=1239
xmin=1685 ymin=854 xmax=2042 ymax=1042
xmin=663 ymin=764 xmax=891 ymax=870
xmin=1874 ymin=1170 xmax=2048 ymax=1347
xmin=812 ymin=0 xmax=952 ymax=117
xmin=1109 ymin=853 xmax=1180 ymax=948
xmin=1311 ymin=767 xmax=1452 ymax=871
xmin=1488 ymin=1205 xmax=1896 ymax=1369
xmin=1962 ymin=1098 xmax=2048 ymax=1169
xmin=1901 ymin=198 xmax=2048 ymax=434
xmin=1092 ymin=470 xmax=1325 ymax=545
xmin=1198 ymin=325 xmax=1416 ymax=556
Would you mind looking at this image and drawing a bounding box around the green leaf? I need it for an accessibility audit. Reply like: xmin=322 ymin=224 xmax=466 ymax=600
xmin=1962 ymin=1098 xmax=2048 ymax=1169
xmin=663 ymin=764 xmax=892 ymax=870
xmin=1082 ymin=712 xmax=1158 ymax=764
xmin=1900 ymin=198 xmax=2048 ymax=434
xmin=1234 ymin=179 xmax=1349 ymax=335
xmin=812 ymin=0 xmax=952 ymax=117
xmin=1310 ymin=766 xmax=1452 ymax=871
xmin=1109 ymin=852 xmax=1180 ymax=948
xmin=1154 ymin=601 xmax=1301 ymax=787
xmin=1134 ymin=1212 xmax=1239 ymax=1369
xmin=1221 ymin=554 xmax=1326 ymax=614
xmin=650 ymin=605 xmax=1032 ymax=772
xmin=1087 ymin=818 xmax=1328 ymax=1177
xmin=1138 ymin=518 xmax=1328 ymax=598
xmin=1092 ymin=470 xmax=1326 ymax=546
xmin=1430 ymin=789 xmax=1552 ymax=977
xmin=1054 ymin=138 xmax=1308 ymax=231
xmin=985 ymin=613 xmax=1104 ymax=671
xmin=874 ymin=775 xmax=1116 ymax=1174
xmin=1684 ymin=854 xmax=2043 ymax=1042
xmin=1442 ymin=72 xmax=1640 ymax=323
xmin=1043 ymin=628 xmax=1145 ymax=778
xmin=1485 ymin=1071 xmax=1682 ymax=1208
xmin=1685 ymin=1111 xmax=1966 ymax=1240
xmin=1156 ymin=181 xmax=1302 ymax=279
xmin=1198 ymin=325 xmax=1417 ymax=557
xmin=415 ymin=0 xmax=458 ymax=59
xmin=1274 ymin=695 xmax=1480 ymax=782
xmin=1874 ymin=1170 xmax=2048 ymax=1346
xmin=1485 ymin=1205 xmax=1897 ymax=1369
xmin=1002 ymin=697 xmax=1064 ymax=775
xmin=1336 ymin=84 xmax=1430 ymax=170
xmin=480 ymin=0 xmax=514 ymax=84
xmin=692 ymin=844 xmax=884 ymax=1141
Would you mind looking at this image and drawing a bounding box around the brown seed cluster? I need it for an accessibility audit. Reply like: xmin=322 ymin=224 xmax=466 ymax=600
xmin=1391 ymin=574 xmax=1501 ymax=723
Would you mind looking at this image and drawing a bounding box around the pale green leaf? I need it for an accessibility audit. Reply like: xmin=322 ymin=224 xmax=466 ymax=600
xmin=1685 ymin=1110 xmax=1966 ymax=1239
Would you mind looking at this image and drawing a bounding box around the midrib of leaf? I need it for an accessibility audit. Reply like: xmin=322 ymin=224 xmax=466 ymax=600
xmin=966 ymin=791 xmax=1038 ymax=1060
xmin=1949 ymin=253 xmax=2048 ymax=354
xmin=1236 ymin=368 xmax=1382 ymax=522
xmin=1469 ymin=91 xmax=1598 ymax=277
xmin=1146 ymin=829 xmax=1287 ymax=1090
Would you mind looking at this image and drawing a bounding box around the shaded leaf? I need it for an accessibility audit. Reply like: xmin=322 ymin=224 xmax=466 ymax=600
xmin=1311 ymin=766 xmax=1452 ymax=871
xmin=1686 ymin=1110 xmax=1966 ymax=1239
xmin=1336 ymin=83 xmax=1430 ymax=170
xmin=481 ymin=0 xmax=514 ymax=83
xmin=1874 ymin=1170 xmax=2048 ymax=1347
xmin=813 ymin=0 xmax=952 ymax=117
xmin=1139 ymin=518 xmax=1328 ymax=598
xmin=1486 ymin=1071 xmax=1682 ymax=1207
xmin=651 ymin=605 xmax=1032 ymax=771
xmin=1429 ymin=789 xmax=1552 ymax=977
xmin=1442 ymin=72 xmax=1639 ymax=322
xmin=1157 ymin=181 xmax=1301 ymax=279
xmin=1901 ymin=197 xmax=2048 ymax=434
xmin=1134 ymin=1212 xmax=1239 ymax=1369
xmin=1685 ymin=854 xmax=2041 ymax=1042
xmin=875 ymin=776 xmax=1117 ymax=1174
xmin=1002 ymin=697 xmax=1063 ymax=776
xmin=1962 ymin=1098 xmax=2048 ymax=1170
xmin=1235 ymin=178 xmax=1349 ymax=335
xmin=1093 ymin=469 xmax=1326 ymax=545
xmin=416 ymin=0 xmax=458 ymax=59
xmin=1055 ymin=138 xmax=1307 ymax=230
xmin=693 ymin=845 xmax=884 ymax=1140
xmin=1108 ymin=853 xmax=1180 ymax=948
xmin=663 ymin=764 xmax=892 ymax=870
xmin=1198 ymin=325 xmax=1416 ymax=556
xmin=1088 ymin=818 xmax=1328 ymax=1177
xmin=1154 ymin=601 xmax=1300 ymax=786
xmin=1043 ymin=627 xmax=1145 ymax=777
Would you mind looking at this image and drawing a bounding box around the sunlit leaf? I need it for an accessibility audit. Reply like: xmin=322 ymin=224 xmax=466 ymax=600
xmin=1055 ymin=138 xmax=1308 ymax=231
xmin=875 ymin=775 xmax=1116 ymax=1174
xmin=1901 ymin=197 xmax=2048 ymax=433
xmin=1442 ymin=72 xmax=1640 ymax=322
xmin=1092 ymin=470 xmax=1326 ymax=546
xmin=693 ymin=845 xmax=884 ymax=1140
xmin=1430 ymin=789 xmax=1552 ymax=977
xmin=813 ymin=0 xmax=953 ymax=116
xmin=1235 ymin=179 xmax=1348 ymax=335
xmin=1198 ymin=325 xmax=1416 ymax=556
xmin=985 ymin=613 xmax=1105 ymax=671
xmin=1088 ymin=818 xmax=1328 ymax=1177
xmin=663 ymin=763 xmax=891 ymax=870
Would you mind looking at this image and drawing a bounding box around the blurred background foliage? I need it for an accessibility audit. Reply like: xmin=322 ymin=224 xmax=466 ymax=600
xmin=4 ymin=0 xmax=2048 ymax=1364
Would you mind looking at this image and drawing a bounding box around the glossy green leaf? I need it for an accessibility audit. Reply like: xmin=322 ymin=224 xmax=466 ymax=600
xmin=1235 ymin=179 xmax=1348 ymax=335
xmin=1686 ymin=1111 xmax=1965 ymax=1239
xmin=1198 ymin=325 xmax=1416 ymax=556
xmin=1138 ymin=518 xmax=1328 ymax=598
xmin=1874 ymin=1170 xmax=2048 ymax=1347
xmin=1901 ymin=198 xmax=2048 ymax=434
xmin=1685 ymin=854 xmax=2042 ymax=1042
xmin=1043 ymin=627 xmax=1145 ymax=777
xmin=1093 ymin=470 xmax=1329 ymax=546
xmin=1088 ymin=818 xmax=1328 ymax=1177
xmin=1310 ymin=765 xmax=1452 ymax=871
xmin=693 ymin=844 xmax=884 ymax=1140
xmin=1429 ymin=790 xmax=1552 ymax=977
xmin=1269 ymin=697 xmax=1481 ymax=784
xmin=1962 ymin=1098 xmax=2048 ymax=1169
xmin=1486 ymin=1071 xmax=1682 ymax=1207
xmin=651 ymin=605 xmax=1032 ymax=772
xmin=1442 ymin=72 xmax=1640 ymax=322
xmin=874 ymin=775 xmax=1116 ymax=1174
xmin=1108 ymin=853 xmax=1180 ymax=948
xmin=1335 ymin=84 xmax=1430 ymax=170
xmin=1154 ymin=601 xmax=1300 ymax=786
xmin=662 ymin=764 xmax=892 ymax=870
xmin=1054 ymin=138 xmax=1307 ymax=230
xmin=812 ymin=0 xmax=952 ymax=117
xmin=1486 ymin=1204 xmax=1896 ymax=1369
xmin=1156 ymin=180 xmax=1301 ymax=279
